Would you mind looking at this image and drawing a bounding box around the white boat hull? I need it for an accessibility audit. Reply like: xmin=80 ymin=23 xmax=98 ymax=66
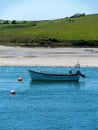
xmin=28 ymin=69 xmax=80 ymax=81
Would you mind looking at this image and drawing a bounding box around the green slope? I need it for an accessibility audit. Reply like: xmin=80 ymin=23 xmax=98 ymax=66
xmin=0 ymin=14 xmax=98 ymax=46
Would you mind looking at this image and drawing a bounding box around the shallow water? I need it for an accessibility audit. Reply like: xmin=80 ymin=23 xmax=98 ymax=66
xmin=0 ymin=66 xmax=98 ymax=130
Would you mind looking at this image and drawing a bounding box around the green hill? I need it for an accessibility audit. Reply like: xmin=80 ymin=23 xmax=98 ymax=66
xmin=0 ymin=14 xmax=98 ymax=47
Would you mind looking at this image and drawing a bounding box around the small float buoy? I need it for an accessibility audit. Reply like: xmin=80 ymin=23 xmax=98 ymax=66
xmin=18 ymin=77 xmax=22 ymax=81
xmin=10 ymin=90 xmax=16 ymax=95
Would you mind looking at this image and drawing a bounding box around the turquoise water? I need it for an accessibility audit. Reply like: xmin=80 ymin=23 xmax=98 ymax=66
xmin=0 ymin=66 xmax=98 ymax=130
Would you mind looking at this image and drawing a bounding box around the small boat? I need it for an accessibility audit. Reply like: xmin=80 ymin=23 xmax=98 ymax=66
xmin=28 ymin=64 xmax=85 ymax=81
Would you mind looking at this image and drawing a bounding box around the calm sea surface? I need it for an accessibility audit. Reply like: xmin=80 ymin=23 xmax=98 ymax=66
xmin=0 ymin=66 xmax=98 ymax=130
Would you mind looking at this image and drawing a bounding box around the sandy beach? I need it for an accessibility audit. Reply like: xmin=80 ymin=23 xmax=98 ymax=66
xmin=0 ymin=45 xmax=98 ymax=67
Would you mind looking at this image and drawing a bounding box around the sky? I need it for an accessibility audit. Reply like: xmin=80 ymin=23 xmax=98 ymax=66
xmin=0 ymin=0 xmax=98 ymax=20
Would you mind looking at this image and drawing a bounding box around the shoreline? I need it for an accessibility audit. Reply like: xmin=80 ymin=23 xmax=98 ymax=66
xmin=0 ymin=45 xmax=98 ymax=67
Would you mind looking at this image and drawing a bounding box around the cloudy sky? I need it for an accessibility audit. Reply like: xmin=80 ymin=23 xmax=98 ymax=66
xmin=0 ymin=0 xmax=98 ymax=20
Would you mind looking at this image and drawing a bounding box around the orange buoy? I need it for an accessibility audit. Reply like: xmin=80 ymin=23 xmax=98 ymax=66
xmin=10 ymin=90 xmax=16 ymax=95
xmin=18 ymin=77 xmax=22 ymax=81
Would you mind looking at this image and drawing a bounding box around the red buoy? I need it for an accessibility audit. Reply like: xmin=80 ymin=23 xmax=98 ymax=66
xmin=18 ymin=77 xmax=22 ymax=81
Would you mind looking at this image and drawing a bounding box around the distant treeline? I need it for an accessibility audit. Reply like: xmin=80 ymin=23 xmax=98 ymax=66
xmin=20 ymin=39 xmax=98 ymax=47
xmin=70 ymin=13 xmax=85 ymax=18
xmin=0 ymin=13 xmax=85 ymax=25
xmin=1 ymin=37 xmax=98 ymax=47
xmin=0 ymin=19 xmax=37 ymax=26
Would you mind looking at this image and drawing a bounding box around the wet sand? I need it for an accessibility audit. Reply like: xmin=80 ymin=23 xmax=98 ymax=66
xmin=0 ymin=46 xmax=98 ymax=67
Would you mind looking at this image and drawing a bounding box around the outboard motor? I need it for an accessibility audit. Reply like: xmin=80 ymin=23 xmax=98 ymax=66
xmin=76 ymin=71 xmax=85 ymax=78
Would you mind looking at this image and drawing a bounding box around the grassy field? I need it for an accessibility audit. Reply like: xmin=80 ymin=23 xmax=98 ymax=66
xmin=0 ymin=14 xmax=98 ymax=47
